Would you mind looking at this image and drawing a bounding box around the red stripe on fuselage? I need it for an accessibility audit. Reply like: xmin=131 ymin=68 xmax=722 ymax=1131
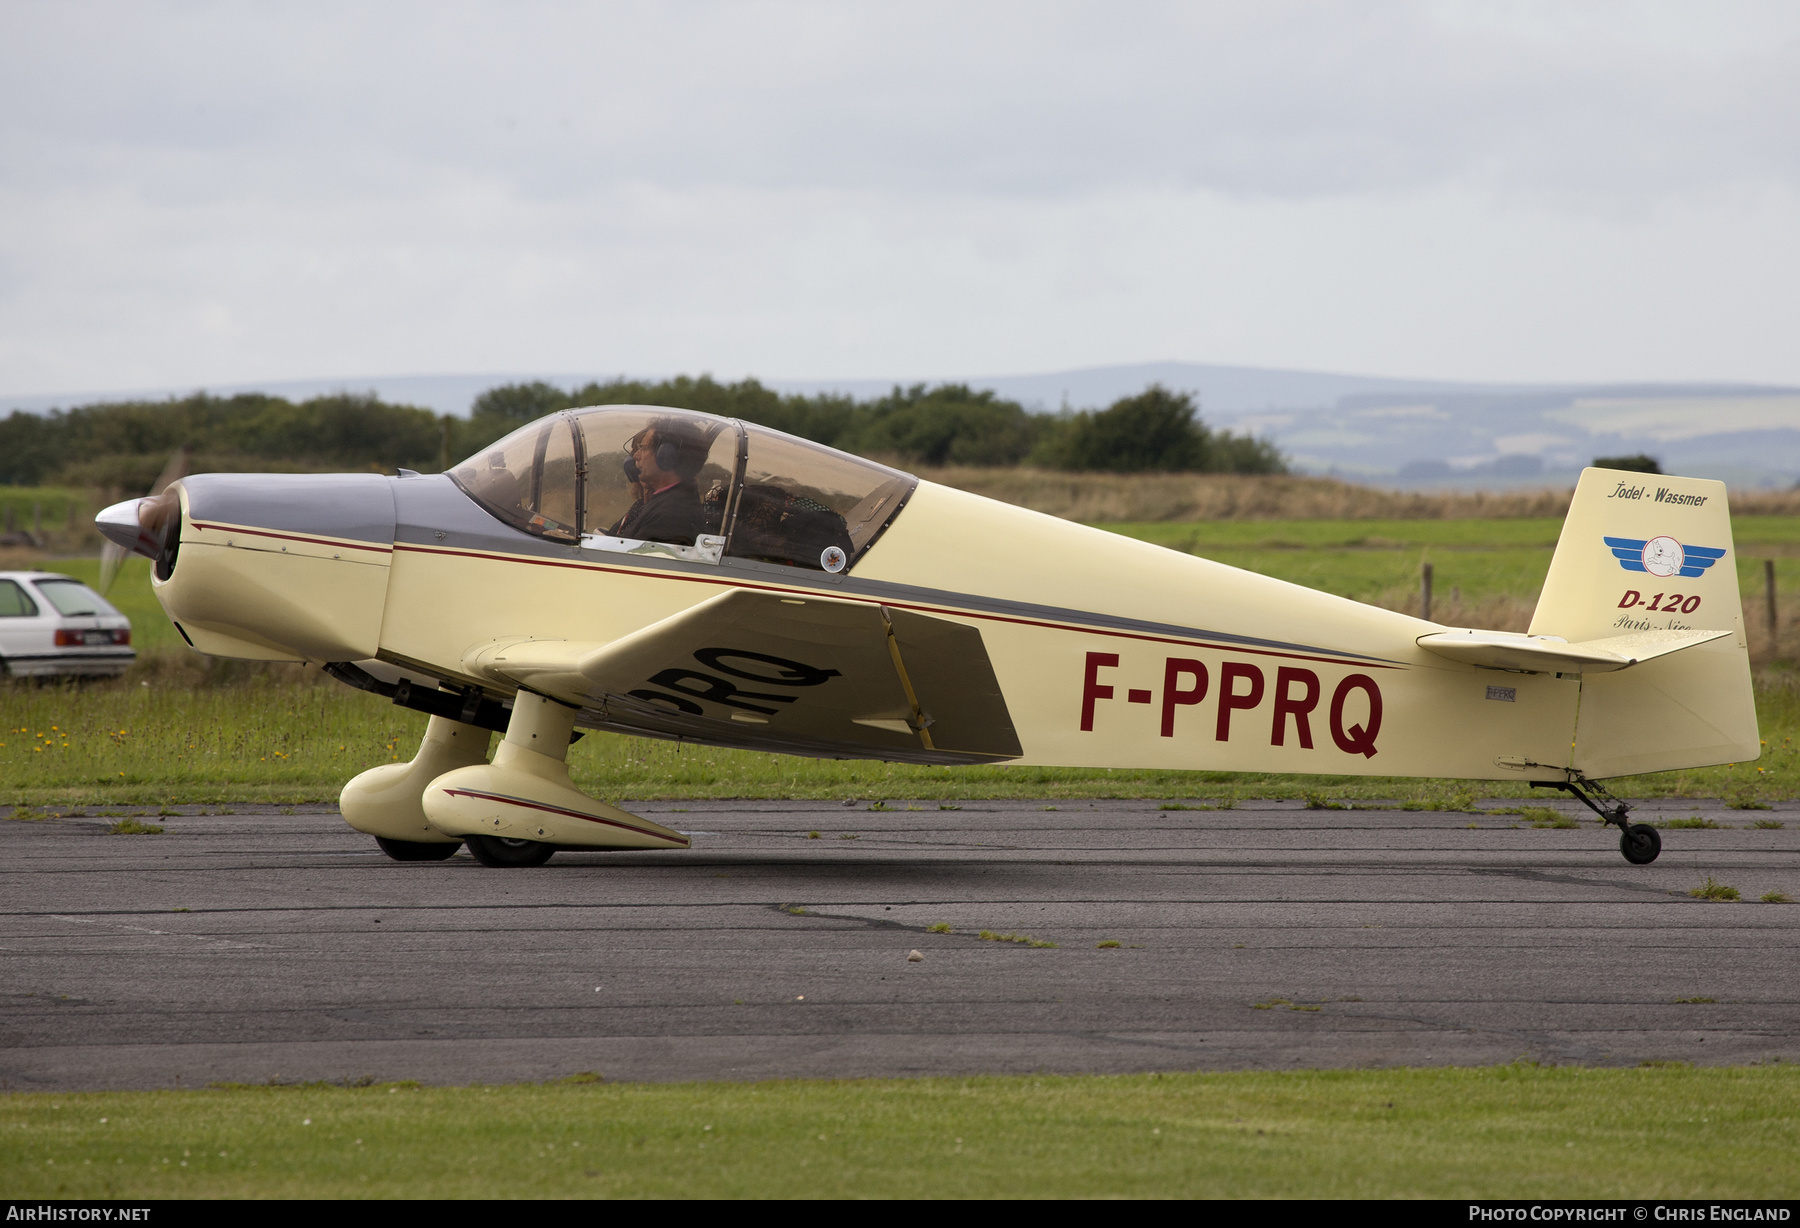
xmin=190 ymin=522 xmax=393 ymax=554
xmin=438 ymin=787 xmax=689 ymax=845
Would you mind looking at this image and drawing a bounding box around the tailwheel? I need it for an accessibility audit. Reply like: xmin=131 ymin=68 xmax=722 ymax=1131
xmin=1533 ymin=772 xmax=1658 ymax=865
xmin=374 ymin=836 xmax=461 ymax=862
xmin=466 ymin=834 xmax=557 ymax=867
xmin=1620 ymin=823 xmax=1661 ymax=865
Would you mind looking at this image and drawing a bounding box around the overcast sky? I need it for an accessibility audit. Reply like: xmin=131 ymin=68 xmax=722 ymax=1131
xmin=2 ymin=1 xmax=1797 ymax=397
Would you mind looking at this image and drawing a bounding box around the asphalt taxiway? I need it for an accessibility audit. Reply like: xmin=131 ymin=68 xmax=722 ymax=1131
xmin=3 ymin=798 xmax=1796 ymax=1090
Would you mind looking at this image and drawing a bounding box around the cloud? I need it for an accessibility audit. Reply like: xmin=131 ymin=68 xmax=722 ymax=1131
xmin=6 ymin=1 xmax=1796 ymax=203
xmin=1 ymin=1 xmax=1798 ymax=393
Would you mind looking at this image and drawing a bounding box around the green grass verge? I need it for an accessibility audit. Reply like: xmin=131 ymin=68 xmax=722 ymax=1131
xmin=5 ymin=1066 xmax=1795 ymax=1199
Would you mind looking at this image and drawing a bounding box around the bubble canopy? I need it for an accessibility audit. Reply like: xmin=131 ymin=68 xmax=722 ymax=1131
xmin=449 ymin=406 xmax=917 ymax=573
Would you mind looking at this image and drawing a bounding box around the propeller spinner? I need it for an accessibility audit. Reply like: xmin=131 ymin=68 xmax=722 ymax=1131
xmin=95 ymin=448 xmax=188 ymax=593
xmin=96 ymin=488 xmax=183 ymax=587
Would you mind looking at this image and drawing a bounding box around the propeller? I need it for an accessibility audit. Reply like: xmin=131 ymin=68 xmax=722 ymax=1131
xmin=96 ymin=447 xmax=190 ymax=595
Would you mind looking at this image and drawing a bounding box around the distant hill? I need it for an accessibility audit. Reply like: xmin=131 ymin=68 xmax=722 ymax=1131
xmin=777 ymin=361 xmax=1513 ymax=417
xmin=1227 ymin=384 xmax=1800 ymax=489
xmin=932 ymin=364 xmax=1799 ymax=488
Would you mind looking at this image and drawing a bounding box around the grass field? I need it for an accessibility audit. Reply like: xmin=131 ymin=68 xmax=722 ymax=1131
xmin=4 ymin=1066 xmax=1795 ymax=1199
xmin=1107 ymin=516 xmax=1800 ymax=626
xmin=5 ymin=521 xmax=1799 ymax=808
xmin=918 ymin=466 xmax=1800 ymax=523
xmin=0 ymin=486 xmax=106 ymax=557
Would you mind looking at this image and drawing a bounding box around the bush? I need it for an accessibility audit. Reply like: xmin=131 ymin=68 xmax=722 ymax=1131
xmin=1594 ymin=453 xmax=1661 ymax=474
xmin=856 ymin=384 xmax=1041 ymax=466
xmin=1031 ymin=385 xmax=1286 ymax=475
xmin=3 ymin=393 xmax=447 ymax=487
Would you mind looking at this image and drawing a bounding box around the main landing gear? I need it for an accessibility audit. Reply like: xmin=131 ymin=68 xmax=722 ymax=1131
xmin=340 ymin=685 xmax=690 ymax=868
xmin=420 ymin=691 xmax=688 ymax=866
xmin=341 ymin=713 xmax=493 ymax=859
xmin=1531 ymin=772 xmax=1661 ymax=864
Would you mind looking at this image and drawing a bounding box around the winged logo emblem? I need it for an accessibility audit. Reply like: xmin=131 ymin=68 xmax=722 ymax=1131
xmin=1603 ymin=535 xmax=1726 ymax=579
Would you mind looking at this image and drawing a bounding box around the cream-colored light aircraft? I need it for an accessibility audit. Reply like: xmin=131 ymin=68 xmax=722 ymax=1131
xmin=96 ymin=406 xmax=1757 ymax=867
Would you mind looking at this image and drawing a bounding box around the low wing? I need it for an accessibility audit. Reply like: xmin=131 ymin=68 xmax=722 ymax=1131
xmin=1416 ymin=627 xmax=1732 ymax=673
xmin=461 ymin=590 xmax=1021 ymax=765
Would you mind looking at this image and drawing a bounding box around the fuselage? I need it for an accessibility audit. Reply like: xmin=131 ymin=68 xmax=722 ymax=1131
xmin=137 ymin=437 xmax=1596 ymax=785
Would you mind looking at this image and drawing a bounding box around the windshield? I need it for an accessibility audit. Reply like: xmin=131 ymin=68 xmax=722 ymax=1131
xmin=449 ymin=414 xmax=581 ymax=542
xmin=450 ymin=406 xmax=915 ymax=572
xmin=33 ymin=578 xmax=120 ymax=618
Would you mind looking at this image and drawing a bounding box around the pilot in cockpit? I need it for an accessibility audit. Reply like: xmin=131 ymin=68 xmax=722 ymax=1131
xmin=609 ymin=419 xmax=710 ymax=546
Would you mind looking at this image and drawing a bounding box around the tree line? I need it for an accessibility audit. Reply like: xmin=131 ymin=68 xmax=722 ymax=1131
xmin=0 ymin=392 xmax=449 ymax=489
xmin=471 ymin=377 xmax=1284 ymax=474
xmin=0 ymin=376 xmax=1285 ymax=488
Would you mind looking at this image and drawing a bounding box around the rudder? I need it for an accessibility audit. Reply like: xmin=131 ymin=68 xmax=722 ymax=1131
xmin=1532 ymin=467 xmax=1757 ymax=778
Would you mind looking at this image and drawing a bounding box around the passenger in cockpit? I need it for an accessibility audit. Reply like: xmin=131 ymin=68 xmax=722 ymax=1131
xmin=608 ymin=420 xmax=709 ymax=546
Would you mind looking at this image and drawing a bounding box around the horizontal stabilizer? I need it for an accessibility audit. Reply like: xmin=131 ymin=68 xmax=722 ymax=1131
xmin=1416 ymin=627 xmax=1731 ymax=673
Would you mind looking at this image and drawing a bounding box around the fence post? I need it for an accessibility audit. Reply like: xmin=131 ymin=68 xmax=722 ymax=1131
xmin=1768 ymin=559 xmax=1779 ymax=655
xmin=1421 ymin=561 xmax=1434 ymax=622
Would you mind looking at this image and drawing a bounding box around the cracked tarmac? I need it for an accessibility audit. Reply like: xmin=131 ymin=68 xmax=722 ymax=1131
xmin=2 ymin=797 xmax=1796 ymax=1090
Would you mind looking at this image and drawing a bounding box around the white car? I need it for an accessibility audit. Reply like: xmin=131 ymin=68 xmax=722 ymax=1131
xmin=0 ymin=571 xmax=135 ymax=678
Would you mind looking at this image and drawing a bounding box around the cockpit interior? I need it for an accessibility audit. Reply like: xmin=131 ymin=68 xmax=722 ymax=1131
xmin=449 ymin=406 xmax=916 ymax=573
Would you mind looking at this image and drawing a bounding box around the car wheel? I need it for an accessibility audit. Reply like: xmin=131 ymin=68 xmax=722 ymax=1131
xmin=466 ymin=834 xmax=557 ymax=867
xmin=374 ymin=836 xmax=461 ymax=862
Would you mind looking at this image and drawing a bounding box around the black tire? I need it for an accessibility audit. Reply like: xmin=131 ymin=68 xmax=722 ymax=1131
xmin=374 ymin=836 xmax=461 ymax=862
xmin=466 ymin=834 xmax=557 ymax=867
xmin=1620 ymin=823 xmax=1661 ymax=865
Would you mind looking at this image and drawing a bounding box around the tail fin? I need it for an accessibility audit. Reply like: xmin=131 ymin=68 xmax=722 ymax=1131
xmin=1532 ymin=467 xmax=1757 ymax=778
